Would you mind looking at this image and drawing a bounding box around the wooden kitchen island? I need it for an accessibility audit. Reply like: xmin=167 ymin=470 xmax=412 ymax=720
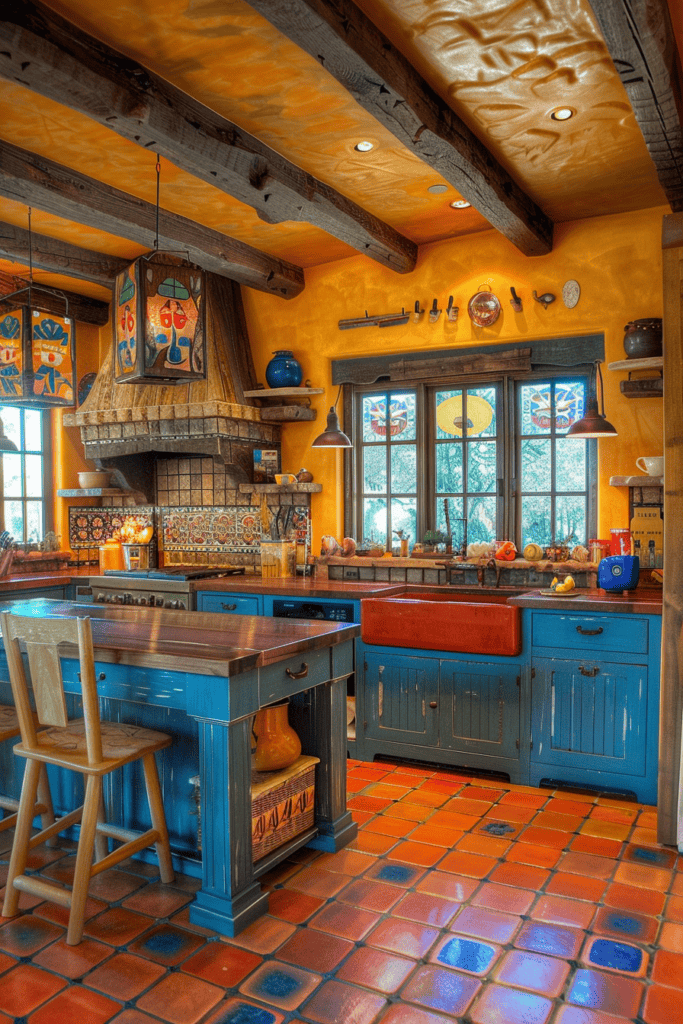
xmin=0 ymin=599 xmax=358 ymax=937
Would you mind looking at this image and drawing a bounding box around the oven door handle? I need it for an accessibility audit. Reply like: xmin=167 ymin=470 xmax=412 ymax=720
xmin=285 ymin=662 xmax=309 ymax=679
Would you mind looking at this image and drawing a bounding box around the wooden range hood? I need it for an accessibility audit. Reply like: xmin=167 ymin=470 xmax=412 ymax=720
xmin=64 ymin=275 xmax=281 ymax=503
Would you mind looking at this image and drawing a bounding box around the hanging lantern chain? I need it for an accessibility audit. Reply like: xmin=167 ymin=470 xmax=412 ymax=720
xmin=143 ymin=153 xmax=191 ymax=263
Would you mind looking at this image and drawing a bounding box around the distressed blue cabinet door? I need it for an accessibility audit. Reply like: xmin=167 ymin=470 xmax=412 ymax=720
xmin=439 ymin=659 xmax=520 ymax=761
xmin=531 ymin=657 xmax=647 ymax=777
xmin=362 ymin=651 xmax=439 ymax=747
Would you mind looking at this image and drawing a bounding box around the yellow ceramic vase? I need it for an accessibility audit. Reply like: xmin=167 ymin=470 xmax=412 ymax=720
xmin=253 ymin=699 xmax=301 ymax=771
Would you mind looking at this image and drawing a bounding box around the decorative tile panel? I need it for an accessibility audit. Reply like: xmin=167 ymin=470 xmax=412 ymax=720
xmin=68 ymin=507 xmax=156 ymax=551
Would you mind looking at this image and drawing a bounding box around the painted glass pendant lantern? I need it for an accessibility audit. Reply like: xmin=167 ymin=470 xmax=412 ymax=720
xmin=0 ymin=305 xmax=76 ymax=407
xmin=114 ymin=257 xmax=205 ymax=384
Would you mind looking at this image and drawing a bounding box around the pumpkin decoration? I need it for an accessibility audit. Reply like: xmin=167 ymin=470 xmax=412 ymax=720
xmin=495 ymin=541 xmax=517 ymax=561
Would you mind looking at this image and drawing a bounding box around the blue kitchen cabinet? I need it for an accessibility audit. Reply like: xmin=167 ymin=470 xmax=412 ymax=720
xmin=361 ymin=649 xmax=439 ymax=751
xmin=439 ymin=658 xmax=521 ymax=764
xmin=527 ymin=609 xmax=661 ymax=804
xmin=357 ymin=642 xmax=524 ymax=779
xmin=196 ymin=591 xmax=264 ymax=616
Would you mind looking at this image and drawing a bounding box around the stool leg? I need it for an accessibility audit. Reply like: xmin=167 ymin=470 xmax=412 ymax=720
xmin=94 ymin=789 xmax=108 ymax=862
xmin=2 ymin=758 xmax=41 ymax=919
xmin=67 ymin=774 xmax=101 ymax=946
xmin=142 ymin=752 xmax=174 ymax=884
xmin=37 ymin=765 xmax=57 ymax=845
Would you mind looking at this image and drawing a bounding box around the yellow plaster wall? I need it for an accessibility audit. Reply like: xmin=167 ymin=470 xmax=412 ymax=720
xmin=242 ymin=206 xmax=666 ymax=550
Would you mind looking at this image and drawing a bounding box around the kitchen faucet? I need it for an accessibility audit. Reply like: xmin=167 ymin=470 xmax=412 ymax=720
xmin=478 ymin=557 xmax=502 ymax=588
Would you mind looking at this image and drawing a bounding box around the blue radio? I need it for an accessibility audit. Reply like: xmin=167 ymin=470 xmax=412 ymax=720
xmin=597 ymin=554 xmax=640 ymax=593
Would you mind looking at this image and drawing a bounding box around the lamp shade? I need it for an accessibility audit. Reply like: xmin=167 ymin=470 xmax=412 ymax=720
xmin=566 ymin=396 xmax=618 ymax=438
xmin=312 ymin=406 xmax=352 ymax=447
xmin=114 ymin=257 xmax=205 ymax=383
xmin=0 ymin=306 xmax=76 ymax=407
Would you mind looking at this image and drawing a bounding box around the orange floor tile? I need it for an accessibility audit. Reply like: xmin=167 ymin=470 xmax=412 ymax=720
xmin=0 ymin=759 xmax=680 ymax=1024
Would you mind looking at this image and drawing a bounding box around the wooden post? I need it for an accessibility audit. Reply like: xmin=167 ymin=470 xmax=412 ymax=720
xmin=660 ymin=214 xmax=683 ymax=846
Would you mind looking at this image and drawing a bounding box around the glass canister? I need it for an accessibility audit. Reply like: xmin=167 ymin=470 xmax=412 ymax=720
xmin=589 ymin=539 xmax=611 ymax=564
xmin=265 ymin=350 xmax=303 ymax=388
xmin=609 ymin=528 xmax=632 ymax=557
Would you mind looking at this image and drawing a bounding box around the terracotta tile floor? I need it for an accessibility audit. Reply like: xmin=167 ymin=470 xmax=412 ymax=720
xmin=0 ymin=759 xmax=681 ymax=1023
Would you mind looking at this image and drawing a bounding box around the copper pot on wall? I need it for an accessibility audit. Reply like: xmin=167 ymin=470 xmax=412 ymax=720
xmin=623 ymin=319 xmax=662 ymax=359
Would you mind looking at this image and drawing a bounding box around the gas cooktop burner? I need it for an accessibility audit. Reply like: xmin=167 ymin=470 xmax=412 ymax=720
xmin=103 ymin=567 xmax=245 ymax=581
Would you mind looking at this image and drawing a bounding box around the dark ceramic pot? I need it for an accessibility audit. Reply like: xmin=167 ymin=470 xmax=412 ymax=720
xmin=265 ymin=350 xmax=303 ymax=388
xmin=623 ymin=319 xmax=663 ymax=359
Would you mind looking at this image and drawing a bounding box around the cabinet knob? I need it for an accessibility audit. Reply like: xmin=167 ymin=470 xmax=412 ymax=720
xmin=429 ymin=701 xmax=438 ymax=709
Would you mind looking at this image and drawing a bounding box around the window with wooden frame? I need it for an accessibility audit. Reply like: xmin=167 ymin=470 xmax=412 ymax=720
xmin=339 ymin=338 xmax=601 ymax=553
xmin=0 ymin=406 xmax=52 ymax=543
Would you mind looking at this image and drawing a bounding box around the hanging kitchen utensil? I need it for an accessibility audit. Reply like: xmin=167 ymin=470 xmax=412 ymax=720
xmin=509 ymin=287 xmax=523 ymax=312
xmin=428 ymin=299 xmax=441 ymax=323
xmin=446 ymin=296 xmax=459 ymax=322
xmin=467 ymin=285 xmax=501 ymax=327
xmin=412 ymin=301 xmax=425 ymax=324
xmin=533 ymin=290 xmax=556 ymax=310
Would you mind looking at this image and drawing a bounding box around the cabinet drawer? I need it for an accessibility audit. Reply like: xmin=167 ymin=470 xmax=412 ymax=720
xmin=198 ymin=593 xmax=262 ymax=616
xmin=259 ymin=648 xmax=331 ymax=705
xmin=532 ymin=612 xmax=648 ymax=655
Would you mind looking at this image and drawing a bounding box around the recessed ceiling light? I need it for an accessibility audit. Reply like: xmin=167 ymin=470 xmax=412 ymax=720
xmin=354 ymin=141 xmax=374 ymax=152
xmin=428 ymin=184 xmax=448 ymax=194
xmin=450 ymin=199 xmax=471 ymax=209
xmin=550 ymin=107 xmax=574 ymax=121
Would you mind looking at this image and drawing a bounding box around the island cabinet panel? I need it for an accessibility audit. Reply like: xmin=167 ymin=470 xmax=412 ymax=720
xmin=196 ymin=592 xmax=264 ymax=615
xmin=439 ymin=659 xmax=521 ymax=762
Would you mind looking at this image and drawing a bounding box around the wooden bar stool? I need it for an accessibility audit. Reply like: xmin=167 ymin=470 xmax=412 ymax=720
xmin=0 ymin=612 xmax=174 ymax=945
xmin=0 ymin=705 xmax=55 ymax=835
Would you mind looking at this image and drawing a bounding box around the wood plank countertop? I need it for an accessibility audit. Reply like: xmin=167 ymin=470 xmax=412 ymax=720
xmin=508 ymin=588 xmax=663 ymax=615
xmin=0 ymin=598 xmax=359 ymax=675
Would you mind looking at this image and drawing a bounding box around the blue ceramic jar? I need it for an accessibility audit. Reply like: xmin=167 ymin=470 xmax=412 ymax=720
xmin=265 ymin=350 xmax=303 ymax=388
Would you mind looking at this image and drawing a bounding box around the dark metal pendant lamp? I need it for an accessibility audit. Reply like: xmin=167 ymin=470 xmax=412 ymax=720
xmin=567 ymin=361 xmax=617 ymax=438
xmin=312 ymin=384 xmax=352 ymax=448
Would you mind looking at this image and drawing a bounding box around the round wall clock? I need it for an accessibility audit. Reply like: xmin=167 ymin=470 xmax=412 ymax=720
xmin=562 ymin=280 xmax=580 ymax=308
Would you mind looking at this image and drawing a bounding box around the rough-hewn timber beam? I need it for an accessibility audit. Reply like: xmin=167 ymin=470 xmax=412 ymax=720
xmin=587 ymin=0 xmax=683 ymax=211
xmin=242 ymin=0 xmax=554 ymax=256
xmin=0 ymin=220 xmax=129 ymax=287
xmin=0 ymin=275 xmax=110 ymax=326
xmin=0 ymin=141 xmax=305 ymax=299
xmin=0 ymin=0 xmax=417 ymax=274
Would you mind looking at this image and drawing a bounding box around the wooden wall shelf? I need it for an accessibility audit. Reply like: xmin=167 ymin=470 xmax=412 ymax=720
xmin=57 ymin=488 xmax=123 ymax=498
xmin=244 ymin=388 xmax=324 ymax=421
xmin=608 ymin=356 xmax=663 ymax=371
xmin=609 ymin=476 xmax=663 ymax=487
xmin=239 ymin=483 xmax=322 ymax=494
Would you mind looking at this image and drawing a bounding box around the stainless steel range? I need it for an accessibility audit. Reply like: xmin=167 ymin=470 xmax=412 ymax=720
xmin=75 ymin=567 xmax=245 ymax=611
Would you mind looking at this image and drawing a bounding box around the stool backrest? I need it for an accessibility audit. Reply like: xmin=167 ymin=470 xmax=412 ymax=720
xmin=0 ymin=613 xmax=103 ymax=765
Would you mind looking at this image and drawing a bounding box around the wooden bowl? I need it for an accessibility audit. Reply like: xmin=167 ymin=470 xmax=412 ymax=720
xmin=78 ymin=471 xmax=111 ymax=489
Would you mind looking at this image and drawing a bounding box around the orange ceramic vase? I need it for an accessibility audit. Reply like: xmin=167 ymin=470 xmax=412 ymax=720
xmin=253 ymin=699 xmax=301 ymax=771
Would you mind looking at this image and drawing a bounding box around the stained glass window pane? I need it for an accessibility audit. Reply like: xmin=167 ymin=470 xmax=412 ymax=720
xmin=465 ymin=387 xmax=496 ymax=437
xmin=436 ymin=389 xmax=462 ymax=440
xmin=554 ymin=381 xmax=585 ymax=434
xmin=520 ymin=383 xmax=552 ymax=435
xmin=467 ymin=441 xmax=497 ymax=493
xmin=362 ymin=394 xmax=386 ymax=442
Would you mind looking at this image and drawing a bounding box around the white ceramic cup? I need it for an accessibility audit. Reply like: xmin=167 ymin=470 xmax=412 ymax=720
xmin=636 ymin=456 xmax=664 ymax=476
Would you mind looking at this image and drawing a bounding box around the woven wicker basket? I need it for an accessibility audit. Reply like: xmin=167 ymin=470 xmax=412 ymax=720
xmin=251 ymin=754 xmax=319 ymax=861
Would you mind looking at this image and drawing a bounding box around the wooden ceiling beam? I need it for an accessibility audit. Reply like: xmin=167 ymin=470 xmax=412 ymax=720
xmin=0 ymin=276 xmax=110 ymax=326
xmin=587 ymin=0 xmax=683 ymax=211
xmin=242 ymin=0 xmax=554 ymax=257
xmin=0 ymin=0 xmax=417 ymax=274
xmin=0 ymin=141 xmax=305 ymax=299
xmin=0 ymin=220 xmax=129 ymax=287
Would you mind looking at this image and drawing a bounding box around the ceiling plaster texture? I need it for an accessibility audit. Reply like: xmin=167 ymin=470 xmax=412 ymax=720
xmin=354 ymin=0 xmax=668 ymax=220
